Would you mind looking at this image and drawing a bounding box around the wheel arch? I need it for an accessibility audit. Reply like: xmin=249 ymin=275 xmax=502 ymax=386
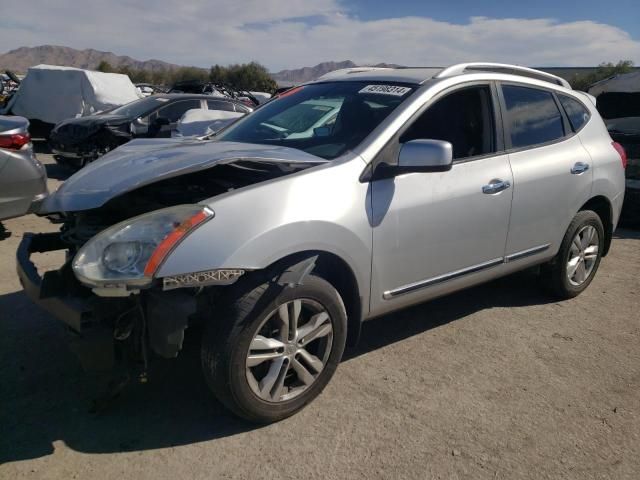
xmin=579 ymin=195 xmax=613 ymax=256
xmin=247 ymin=250 xmax=364 ymax=348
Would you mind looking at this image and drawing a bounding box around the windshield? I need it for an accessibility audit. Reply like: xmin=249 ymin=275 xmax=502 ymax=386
xmin=108 ymin=96 xmax=167 ymax=118
xmin=216 ymin=82 xmax=415 ymax=159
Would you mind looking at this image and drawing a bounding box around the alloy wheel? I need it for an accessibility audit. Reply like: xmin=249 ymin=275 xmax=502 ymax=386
xmin=566 ymin=225 xmax=599 ymax=286
xmin=245 ymin=299 xmax=333 ymax=403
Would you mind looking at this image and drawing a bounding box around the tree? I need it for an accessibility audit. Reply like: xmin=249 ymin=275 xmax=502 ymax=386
xmin=96 ymin=60 xmax=114 ymax=73
xmin=94 ymin=60 xmax=277 ymax=92
xmin=209 ymin=64 xmax=228 ymax=85
xmin=570 ymin=60 xmax=635 ymax=92
xmin=209 ymin=62 xmax=277 ymax=92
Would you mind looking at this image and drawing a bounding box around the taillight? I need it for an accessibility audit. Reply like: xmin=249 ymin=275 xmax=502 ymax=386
xmin=612 ymin=141 xmax=627 ymax=169
xmin=0 ymin=132 xmax=31 ymax=150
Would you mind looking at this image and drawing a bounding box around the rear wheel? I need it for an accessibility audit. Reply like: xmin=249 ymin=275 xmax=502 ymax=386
xmin=201 ymin=274 xmax=347 ymax=423
xmin=544 ymin=210 xmax=604 ymax=299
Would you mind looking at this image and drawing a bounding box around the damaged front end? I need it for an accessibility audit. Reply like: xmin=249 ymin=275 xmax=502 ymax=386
xmin=17 ymin=228 xmax=201 ymax=373
xmin=17 ymin=140 xmax=325 ymax=382
xmin=49 ymin=115 xmax=133 ymax=168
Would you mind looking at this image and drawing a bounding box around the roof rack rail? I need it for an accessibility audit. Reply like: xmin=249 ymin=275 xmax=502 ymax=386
xmin=436 ymin=63 xmax=571 ymax=89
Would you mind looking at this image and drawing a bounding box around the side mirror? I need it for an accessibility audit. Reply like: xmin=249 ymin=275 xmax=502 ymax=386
xmin=313 ymin=126 xmax=331 ymax=137
xmin=398 ymin=139 xmax=453 ymax=172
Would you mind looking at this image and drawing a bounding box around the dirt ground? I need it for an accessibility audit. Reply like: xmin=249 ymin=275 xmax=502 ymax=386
xmin=1 ymin=150 xmax=639 ymax=479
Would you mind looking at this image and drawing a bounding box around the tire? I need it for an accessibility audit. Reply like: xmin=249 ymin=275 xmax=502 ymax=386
xmin=201 ymin=274 xmax=347 ymax=423
xmin=544 ymin=210 xmax=604 ymax=299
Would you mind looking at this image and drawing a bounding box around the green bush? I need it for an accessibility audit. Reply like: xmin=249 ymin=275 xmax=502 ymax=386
xmin=570 ymin=60 xmax=635 ymax=92
xmin=97 ymin=60 xmax=276 ymax=93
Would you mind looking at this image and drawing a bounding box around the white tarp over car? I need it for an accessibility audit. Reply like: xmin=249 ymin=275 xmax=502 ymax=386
xmin=589 ymin=71 xmax=640 ymax=96
xmin=5 ymin=64 xmax=142 ymax=124
xmin=173 ymin=109 xmax=245 ymax=137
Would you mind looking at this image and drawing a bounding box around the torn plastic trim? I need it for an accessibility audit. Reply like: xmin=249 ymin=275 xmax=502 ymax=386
xmin=276 ymin=255 xmax=318 ymax=287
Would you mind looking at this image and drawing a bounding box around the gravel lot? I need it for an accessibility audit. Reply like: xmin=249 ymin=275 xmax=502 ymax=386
xmin=1 ymin=149 xmax=639 ymax=479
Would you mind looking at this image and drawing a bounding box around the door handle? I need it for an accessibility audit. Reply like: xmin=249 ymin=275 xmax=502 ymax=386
xmin=571 ymin=162 xmax=590 ymax=174
xmin=482 ymin=179 xmax=511 ymax=194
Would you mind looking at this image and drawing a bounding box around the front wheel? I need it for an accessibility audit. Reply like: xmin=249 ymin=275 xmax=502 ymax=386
xmin=544 ymin=210 xmax=604 ymax=299
xmin=201 ymin=274 xmax=347 ymax=423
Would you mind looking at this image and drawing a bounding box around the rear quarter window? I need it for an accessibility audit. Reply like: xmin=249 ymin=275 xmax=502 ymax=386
xmin=558 ymin=94 xmax=590 ymax=132
xmin=157 ymin=99 xmax=202 ymax=122
xmin=207 ymin=99 xmax=236 ymax=112
xmin=502 ymin=85 xmax=565 ymax=149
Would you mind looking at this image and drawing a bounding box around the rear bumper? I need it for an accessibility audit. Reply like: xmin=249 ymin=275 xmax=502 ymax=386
xmin=0 ymin=148 xmax=48 ymax=221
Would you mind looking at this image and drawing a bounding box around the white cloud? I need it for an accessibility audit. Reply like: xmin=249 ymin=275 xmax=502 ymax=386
xmin=1 ymin=1 xmax=639 ymax=70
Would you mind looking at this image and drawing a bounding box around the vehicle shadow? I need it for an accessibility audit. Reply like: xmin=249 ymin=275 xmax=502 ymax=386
xmin=44 ymin=162 xmax=73 ymax=181
xmin=0 ymin=268 xmax=558 ymax=462
xmin=31 ymin=139 xmax=53 ymax=155
xmin=346 ymin=269 xmax=553 ymax=361
xmin=613 ymin=227 xmax=640 ymax=239
xmin=0 ymin=222 xmax=10 ymax=240
xmin=32 ymin=139 xmax=74 ymax=181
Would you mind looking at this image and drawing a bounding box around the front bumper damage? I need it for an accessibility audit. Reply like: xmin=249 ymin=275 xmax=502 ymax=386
xmin=16 ymin=232 xmax=197 ymax=372
xmin=17 ymin=232 xmax=123 ymax=369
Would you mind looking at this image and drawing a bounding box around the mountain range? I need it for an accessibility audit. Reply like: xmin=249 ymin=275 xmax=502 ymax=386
xmin=0 ymin=45 xmax=403 ymax=85
xmin=0 ymin=45 xmax=183 ymax=75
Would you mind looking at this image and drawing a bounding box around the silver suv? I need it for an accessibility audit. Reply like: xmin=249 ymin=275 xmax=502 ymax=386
xmin=18 ymin=63 xmax=626 ymax=422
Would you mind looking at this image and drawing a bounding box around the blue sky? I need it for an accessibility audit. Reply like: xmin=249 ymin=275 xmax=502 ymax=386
xmin=348 ymin=0 xmax=639 ymax=40
xmin=1 ymin=0 xmax=639 ymax=70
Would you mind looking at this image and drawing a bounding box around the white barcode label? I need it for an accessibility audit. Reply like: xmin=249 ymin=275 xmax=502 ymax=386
xmin=359 ymin=85 xmax=411 ymax=96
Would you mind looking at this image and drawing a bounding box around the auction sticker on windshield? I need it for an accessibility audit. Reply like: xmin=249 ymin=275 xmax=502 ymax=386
xmin=359 ymin=85 xmax=411 ymax=96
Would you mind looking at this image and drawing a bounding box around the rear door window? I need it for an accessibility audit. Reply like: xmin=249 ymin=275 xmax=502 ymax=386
xmin=558 ymin=94 xmax=590 ymax=132
xmin=156 ymin=100 xmax=202 ymax=122
xmin=502 ymin=85 xmax=565 ymax=149
xmin=206 ymin=99 xmax=236 ymax=112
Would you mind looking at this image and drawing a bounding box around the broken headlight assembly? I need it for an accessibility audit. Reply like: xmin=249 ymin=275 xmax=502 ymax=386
xmin=72 ymin=205 xmax=214 ymax=291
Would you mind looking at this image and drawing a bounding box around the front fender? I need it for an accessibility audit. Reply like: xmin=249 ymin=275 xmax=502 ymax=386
xmin=156 ymin=157 xmax=372 ymax=310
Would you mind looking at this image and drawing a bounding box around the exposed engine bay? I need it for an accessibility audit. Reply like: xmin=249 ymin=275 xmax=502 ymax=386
xmin=56 ymin=160 xmax=312 ymax=250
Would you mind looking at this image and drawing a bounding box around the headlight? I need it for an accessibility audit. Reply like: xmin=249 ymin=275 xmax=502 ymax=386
xmin=72 ymin=205 xmax=213 ymax=289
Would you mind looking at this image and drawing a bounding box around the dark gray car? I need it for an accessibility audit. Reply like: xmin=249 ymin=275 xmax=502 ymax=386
xmin=0 ymin=115 xmax=47 ymax=221
xmin=49 ymin=94 xmax=253 ymax=168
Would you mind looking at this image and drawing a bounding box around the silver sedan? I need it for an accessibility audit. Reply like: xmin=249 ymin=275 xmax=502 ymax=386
xmin=0 ymin=115 xmax=47 ymax=221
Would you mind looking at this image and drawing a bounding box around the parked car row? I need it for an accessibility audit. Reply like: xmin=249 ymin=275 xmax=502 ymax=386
xmin=49 ymin=94 xmax=253 ymax=168
xmin=0 ymin=64 xmax=270 ymax=145
xmin=588 ymin=71 xmax=640 ymax=227
xmin=11 ymin=63 xmax=626 ymax=423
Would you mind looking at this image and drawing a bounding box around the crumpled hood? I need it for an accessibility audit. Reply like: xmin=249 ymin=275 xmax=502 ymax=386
xmin=51 ymin=114 xmax=132 ymax=139
xmin=54 ymin=113 xmax=131 ymax=129
xmin=41 ymin=139 xmax=326 ymax=213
